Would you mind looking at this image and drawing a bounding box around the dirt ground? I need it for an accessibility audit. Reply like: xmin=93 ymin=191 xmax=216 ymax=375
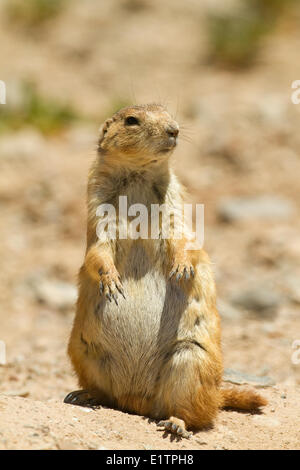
xmin=0 ymin=0 xmax=299 ymax=450
xmin=0 ymin=386 xmax=299 ymax=450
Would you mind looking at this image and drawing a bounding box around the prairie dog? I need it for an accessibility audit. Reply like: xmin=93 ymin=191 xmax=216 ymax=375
xmin=65 ymin=104 xmax=266 ymax=438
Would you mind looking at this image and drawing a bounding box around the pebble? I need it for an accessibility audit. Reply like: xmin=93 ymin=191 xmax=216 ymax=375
xmin=2 ymin=390 xmax=29 ymax=398
xmin=223 ymin=369 xmax=275 ymax=388
xmin=0 ymin=341 xmax=6 ymax=366
xmin=195 ymin=438 xmax=207 ymax=445
xmin=218 ymin=196 xmax=296 ymax=222
xmin=0 ymin=130 xmax=46 ymax=160
xmin=32 ymin=278 xmax=77 ymax=311
xmin=79 ymin=407 xmax=93 ymax=413
xmin=284 ymin=277 xmax=300 ymax=304
xmin=56 ymin=439 xmax=78 ymax=450
xmin=252 ymin=416 xmax=280 ymax=427
xmin=230 ymin=286 xmax=281 ymax=316
xmin=217 ymin=300 xmax=242 ymax=322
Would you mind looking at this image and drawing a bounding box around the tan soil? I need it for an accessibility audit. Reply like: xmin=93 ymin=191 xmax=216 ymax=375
xmin=0 ymin=386 xmax=299 ymax=450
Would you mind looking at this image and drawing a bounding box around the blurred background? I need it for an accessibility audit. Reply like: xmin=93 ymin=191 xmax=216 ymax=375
xmin=0 ymin=0 xmax=299 ymax=403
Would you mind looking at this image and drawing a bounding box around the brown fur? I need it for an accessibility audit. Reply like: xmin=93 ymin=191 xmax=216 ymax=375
xmin=66 ymin=104 xmax=266 ymax=437
xmin=221 ymin=387 xmax=268 ymax=410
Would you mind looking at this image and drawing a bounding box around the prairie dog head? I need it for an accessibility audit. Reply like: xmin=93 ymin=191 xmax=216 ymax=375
xmin=98 ymin=104 xmax=179 ymax=168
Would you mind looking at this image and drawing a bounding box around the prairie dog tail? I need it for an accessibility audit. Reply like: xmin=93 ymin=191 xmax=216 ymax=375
xmin=221 ymin=387 xmax=268 ymax=410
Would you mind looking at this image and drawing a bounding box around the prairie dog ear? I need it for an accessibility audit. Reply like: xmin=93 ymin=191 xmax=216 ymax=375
xmin=98 ymin=118 xmax=113 ymax=148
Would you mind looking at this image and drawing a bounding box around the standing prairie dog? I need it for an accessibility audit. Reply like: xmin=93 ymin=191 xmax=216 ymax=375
xmin=65 ymin=104 xmax=266 ymax=438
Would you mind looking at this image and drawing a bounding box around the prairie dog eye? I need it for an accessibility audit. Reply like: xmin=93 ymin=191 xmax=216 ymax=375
xmin=125 ymin=116 xmax=140 ymax=126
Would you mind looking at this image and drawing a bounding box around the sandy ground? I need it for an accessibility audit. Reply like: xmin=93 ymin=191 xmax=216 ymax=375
xmin=0 ymin=386 xmax=299 ymax=450
xmin=0 ymin=0 xmax=299 ymax=450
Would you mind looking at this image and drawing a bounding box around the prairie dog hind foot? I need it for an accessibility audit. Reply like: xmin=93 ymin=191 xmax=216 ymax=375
xmin=64 ymin=389 xmax=102 ymax=409
xmin=157 ymin=417 xmax=192 ymax=439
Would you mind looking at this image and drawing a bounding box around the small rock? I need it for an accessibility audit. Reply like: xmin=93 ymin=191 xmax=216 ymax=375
xmin=261 ymin=324 xmax=278 ymax=335
xmin=78 ymin=407 xmax=93 ymax=413
xmin=217 ymin=300 xmax=242 ymax=322
xmin=218 ymin=196 xmax=296 ymax=222
xmin=231 ymin=286 xmax=281 ymax=316
xmin=32 ymin=279 xmax=77 ymax=311
xmin=284 ymin=277 xmax=300 ymax=304
xmin=223 ymin=369 xmax=275 ymax=388
xmin=2 ymin=390 xmax=29 ymax=397
xmin=256 ymin=94 xmax=288 ymax=127
xmin=252 ymin=416 xmax=280 ymax=427
xmin=281 ymin=393 xmax=287 ymax=399
xmin=6 ymin=79 xmax=28 ymax=111
xmin=0 ymin=341 xmax=6 ymax=366
xmin=195 ymin=439 xmax=207 ymax=445
xmin=56 ymin=439 xmax=78 ymax=450
xmin=0 ymin=130 xmax=46 ymax=160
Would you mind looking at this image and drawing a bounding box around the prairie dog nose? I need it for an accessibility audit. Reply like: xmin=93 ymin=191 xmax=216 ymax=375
xmin=166 ymin=124 xmax=179 ymax=138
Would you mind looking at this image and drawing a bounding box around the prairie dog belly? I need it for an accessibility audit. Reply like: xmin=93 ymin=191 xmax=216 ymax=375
xmin=94 ymin=245 xmax=189 ymax=399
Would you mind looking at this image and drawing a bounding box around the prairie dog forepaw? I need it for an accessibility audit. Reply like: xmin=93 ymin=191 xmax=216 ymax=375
xmin=169 ymin=263 xmax=195 ymax=282
xmin=98 ymin=268 xmax=125 ymax=305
